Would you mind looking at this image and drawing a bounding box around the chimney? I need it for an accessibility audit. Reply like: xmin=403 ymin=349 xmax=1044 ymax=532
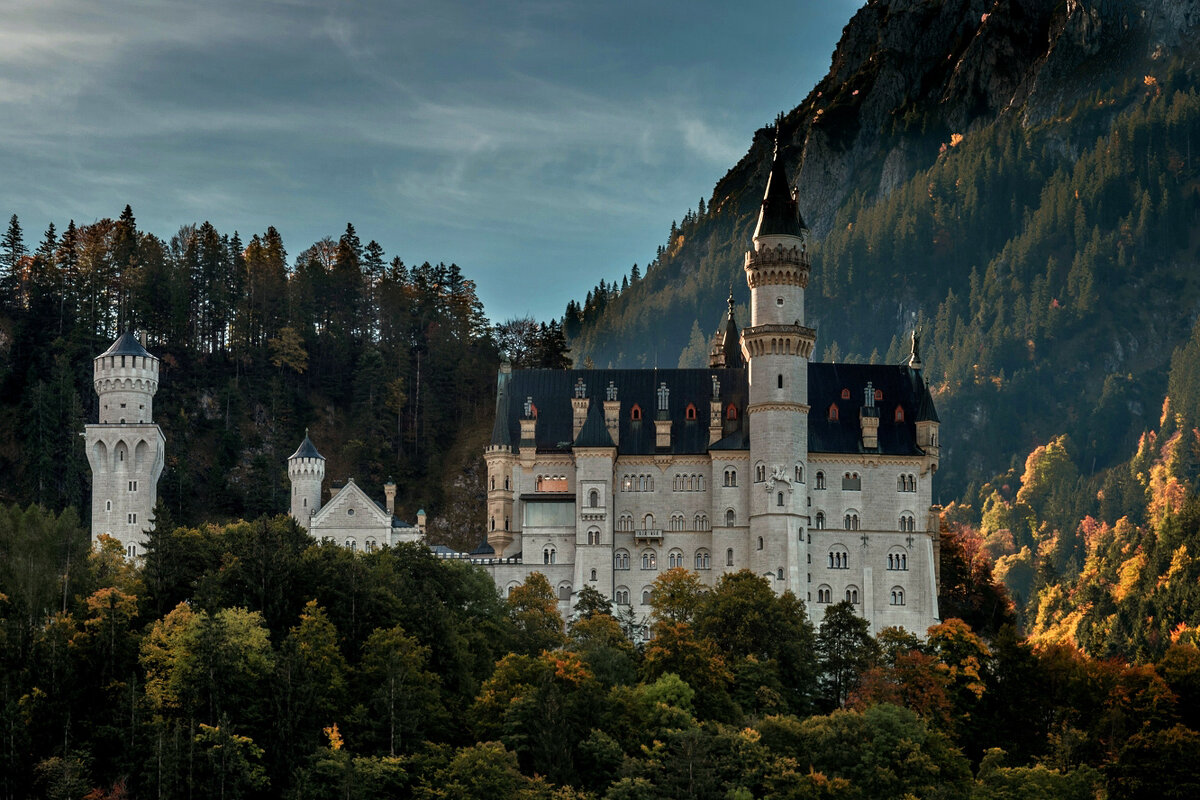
xmin=603 ymin=381 xmax=620 ymax=446
xmin=860 ymin=382 xmax=879 ymax=450
xmin=384 ymin=480 xmax=396 ymax=516
xmin=571 ymin=379 xmax=589 ymax=439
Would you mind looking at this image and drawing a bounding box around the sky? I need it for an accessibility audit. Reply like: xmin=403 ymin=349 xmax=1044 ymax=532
xmin=1 ymin=0 xmax=860 ymax=323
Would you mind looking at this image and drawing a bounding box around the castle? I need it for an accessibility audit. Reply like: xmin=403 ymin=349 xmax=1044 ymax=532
xmin=84 ymin=142 xmax=941 ymax=636
xmin=473 ymin=142 xmax=943 ymax=634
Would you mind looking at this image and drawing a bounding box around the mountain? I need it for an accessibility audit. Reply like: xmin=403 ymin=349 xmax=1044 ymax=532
xmin=566 ymin=0 xmax=1200 ymax=505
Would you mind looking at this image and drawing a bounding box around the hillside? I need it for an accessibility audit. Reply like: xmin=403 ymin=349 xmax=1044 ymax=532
xmin=565 ymin=0 xmax=1200 ymax=506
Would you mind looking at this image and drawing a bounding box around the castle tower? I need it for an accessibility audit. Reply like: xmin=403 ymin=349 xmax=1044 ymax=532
xmin=288 ymin=431 xmax=325 ymax=530
xmin=486 ymin=363 xmax=517 ymax=556
xmin=742 ymin=133 xmax=816 ymax=594
xmin=85 ymin=331 xmax=166 ymax=558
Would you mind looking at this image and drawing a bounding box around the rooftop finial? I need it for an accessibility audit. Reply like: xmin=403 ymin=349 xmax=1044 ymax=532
xmin=727 ymin=284 xmax=735 ymax=318
xmin=908 ymin=328 xmax=923 ymax=369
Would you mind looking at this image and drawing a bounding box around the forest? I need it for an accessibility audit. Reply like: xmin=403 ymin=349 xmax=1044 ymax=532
xmin=4 ymin=504 xmax=1199 ymax=799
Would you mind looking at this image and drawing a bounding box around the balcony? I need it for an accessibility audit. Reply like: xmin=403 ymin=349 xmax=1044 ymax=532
xmin=635 ymin=528 xmax=663 ymax=542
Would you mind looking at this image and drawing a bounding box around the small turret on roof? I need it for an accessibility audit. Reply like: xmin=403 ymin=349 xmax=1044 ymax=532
xmin=289 ymin=429 xmax=325 ymax=460
xmin=753 ymin=129 xmax=807 ymax=240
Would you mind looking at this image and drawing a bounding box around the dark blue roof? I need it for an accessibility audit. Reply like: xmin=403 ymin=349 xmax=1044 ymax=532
xmin=289 ymin=434 xmax=324 ymax=460
xmin=492 ymin=363 xmax=938 ymax=457
xmin=100 ymin=331 xmax=152 ymax=358
xmin=753 ymin=143 xmax=806 ymax=239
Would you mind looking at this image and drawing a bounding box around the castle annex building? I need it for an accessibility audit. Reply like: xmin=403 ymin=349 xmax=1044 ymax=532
xmin=477 ymin=144 xmax=943 ymax=633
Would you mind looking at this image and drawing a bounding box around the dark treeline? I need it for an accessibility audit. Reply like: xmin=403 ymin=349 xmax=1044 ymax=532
xmin=2 ymin=506 xmax=1198 ymax=799
xmin=0 ymin=215 xmax=567 ymax=544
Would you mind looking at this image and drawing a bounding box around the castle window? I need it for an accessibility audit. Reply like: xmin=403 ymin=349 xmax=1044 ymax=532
xmin=777 ymin=374 xmax=783 ymax=389
xmin=777 ymin=492 xmax=785 ymax=507
xmin=505 ymin=518 xmax=510 ymax=530
xmin=841 ymin=388 xmax=850 ymax=400
xmin=817 ymin=585 xmax=832 ymax=603
xmin=694 ymin=513 xmax=708 ymax=531
xmin=668 ymin=549 xmax=684 ymax=568
xmin=614 ymin=549 xmax=630 ymax=570
xmin=726 ymin=548 xmax=734 ymax=566
xmin=543 ymin=546 xmax=556 ymax=565
xmin=105 ymin=500 xmax=111 ymax=512
xmin=846 ymin=587 xmax=859 ymax=604
xmin=755 ymin=463 xmax=766 ymax=482
xmin=685 ymin=403 xmax=697 ymax=420
xmin=505 ymin=477 xmax=510 ymax=490
xmin=347 ymin=508 xmax=355 ymax=516
xmin=618 ymin=514 xmax=634 ymax=532
xmin=894 ymin=406 xmax=905 ymax=422
xmin=725 ymin=509 xmax=736 ymax=526
xmin=827 ymin=404 xmax=838 ymax=421
xmin=642 ymin=589 xmax=653 ymax=605
xmin=346 ymin=539 xmax=356 ymax=551
xmin=815 ymin=512 xmax=825 ymax=529
xmin=641 ymin=550 xmax=657 ymax=570
xmin=815 ymin=471 xmax=825 ymax=489
xmin=366 ymin=539 xmax=377 ymax=552
xmin=669 ymin=514 xmax=685 ymax=532
xmin=844 ymin=513 xmax=859 ymax=530
xmin=490 ymin=477 xmax=495 ymax=490
xmin=643 ymin=513 xmax=655 ymax=529
xmin=724 ymin=468 xmax=737 ymax=487
xmin=891 ymin=587 xmax=905 ymax=606
xmin=757 ymin=536 xmax=764 ymax=551
xmin=887 ymin=550 xmax=908 ymax=571
xmin=725 ymin=404 xmax=738 ymax=421
xmin=590 ymin=569 xmax=597 ymax=581
xmin=127 ymin=544 xmax=137 ymax=558
xmin=829 ymin=547 xmax=848 ymax=569
xmin=630 ymin=404 xmax=642 ymax=421
xmin=490 ymin=517 xmax=496 ymax=531
xmin=795 ymin=465 xmax=803 ymax=483
xmin=615 ymin=587 xmax=630 ymax=605
xmin=899 ymin=514 xmax=915 ymax=532
xmin=695 ymin=549 xmax=710 ymax=570
xmin=777 ymin=567 xmax=784 ymax=580
xmin=874 ymin=389 xmax=883 ymax=402
xmin=588 ymin=489 xmax=599 ymax=508
xmin=558 ymin=583 xmax=571 ymax=601
xmin=587 ymin=528 xmax=601 ymax=545
xmin=842 ymin=472 xmax=861 ymax=491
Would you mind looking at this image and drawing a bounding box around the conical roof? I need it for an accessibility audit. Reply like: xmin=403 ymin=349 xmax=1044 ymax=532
xmin=574 ymin=400 xmax=616 ymax=448
xmin=753 ymin=139 xmax=806 ymax=239
xmin=289 ymin=431 xmax=324 ymax=460
xmin=721 ymin=289 xmax=744 ymax=370
xmin=100 ymin=331 xmax=152 ymax=358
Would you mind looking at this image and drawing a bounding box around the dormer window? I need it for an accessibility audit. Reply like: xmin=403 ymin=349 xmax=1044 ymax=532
xmin=894 ymin=406 xmax=905 ymax=422
xmin=685 ymin=403 xmax=697 ymax=421
xmin=630 ymin=404 xmax=642 ymax=421
xmin=874 ymin=389 xmax=883 ymax=402
xmin=725 ymin=404 xmax=738 ymax=420
xmin=841 ymin=388 xmax=851 ymax=400
xmin=828 ymin=404 xmax=839 ymax=421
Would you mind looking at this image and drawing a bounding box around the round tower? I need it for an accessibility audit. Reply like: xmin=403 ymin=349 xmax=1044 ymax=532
xmin=742 ymin=132 xmax=815 ymax=594
xmin=85 ymin=331 xmax=166 ymax=558
xmin=289 ymin=431 xmax=325 ymax=530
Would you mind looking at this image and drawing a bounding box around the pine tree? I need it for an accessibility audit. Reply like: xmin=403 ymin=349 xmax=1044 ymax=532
xmin=1 ymin=214 xmax=26 ymax=308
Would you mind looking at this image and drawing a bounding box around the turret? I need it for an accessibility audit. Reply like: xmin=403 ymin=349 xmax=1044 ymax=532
xmin=289 ymin=430 xmax=325 ymax=529
xmin=85 ymin=331 xmax=166 ymax=558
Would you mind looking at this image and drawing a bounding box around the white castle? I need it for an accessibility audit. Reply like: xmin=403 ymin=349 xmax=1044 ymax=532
xmin=473 ymin=142 xmax=943 ymax=634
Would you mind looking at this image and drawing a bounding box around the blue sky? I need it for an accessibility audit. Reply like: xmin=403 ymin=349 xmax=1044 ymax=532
xmin=1 ymin=0 xmax=859 ymax=323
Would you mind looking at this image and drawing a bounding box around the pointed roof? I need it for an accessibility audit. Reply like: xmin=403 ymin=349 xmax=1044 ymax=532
xmin=289 ymin=429 xmax=324 ymax=460
xmin=490 ymin=369 xmax=514 ymax=447
xmin=100 ymin=331 xmax=152 ymax=358
xmin=753 ymin=136 xmax=807 ymax=239
xmin=574 ymin=400 xmax=616 ymax=448
xmin=721 ymin=289 xmax=744 ymax=370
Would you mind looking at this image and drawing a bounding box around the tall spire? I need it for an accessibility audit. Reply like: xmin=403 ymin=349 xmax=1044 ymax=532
xmin=753 ymin=126 xmax=807 ymax=240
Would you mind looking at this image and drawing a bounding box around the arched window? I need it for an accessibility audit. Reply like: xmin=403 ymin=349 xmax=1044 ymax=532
xmin=490 ymin=517 xmax=496 ymax=531
xmin=815 ymin=471 xmax=826 ymax=489
xmin=842 ymin=472 xmax=861 ymax=491
xmin=891 ymin=587 xmax=905 ymax=606
xmin=543 ymin=546 xmax=556 ymax=564
xmin=668 ymin=549 xmax=684 ymax=568
xmin=641 ymin=550 xmax=657 ymax=569
xmin=874 ymin=389 xmax=883 ymax=402
xmin=894 ymin=406 xmax=905 ymax=422
xmin=615 ymin=587 xmax=630 ymax=605
xmin=844 ymin=512 xmax=859 ymax=531
xmin=614 ymin=549 xmax=630 ymax=570
xmin=644 ymin=513 xmax=655 ymax=529
xmin=777 ymin=567 xmax=784 ymax=580
xmin=695 ymin=549 xmax=711 ymax=570
xmin=642 ymin=589 xmax=653 ymax=605
xmin=795 ymin=465 xmax=804 ymax=483
xmin=726 ymin=548 xmax=734 ymax=566
xmin=590 ymin=569 xmax=597 ymax=581
xmin=505 ymin=476 xmax=510 ymax=490
xmin=755 ymin=463 xmax=766 ymax=482
xmin=899 ymin=514 xmax=915 ymax=532
xmin=840 ymin=388 xmax=851 ymax=400
xmin=346 ymin=538 xmax=357 ymax=552
xmin=617 ymin=514 xmax=634 ymax=532
xmin=588 ymin=489 xmax=599 ymax=508
xmin=630 ymin=404 xmax=642 ymax=421
xmin=817 ymin=585 xmax=832 ymax=603
xmin=829 ymin=547 xmax=848 ymax=569
xmin=685 ymin=403 xmax=697 ymax=420
xmin=490 ymin=476 xmax=495 ymax=490
xmin=725 ymin=403 xmax=738 ymax=420
xmin=587 ymin=528 xmax=601 ymax=545
xmin=777 ymin=492 xmax=785 ymax=507
xmin=757 ymin=536 xmax=764 ymax=551
xmin=724 ymin=467 xmax=737 ymax=487
xmin=815 ymin=512 xmax=825 ymax=529
xmin=558 ymin=583 xmax=572 ymax=601
xmin=777 ymin=374 xmax=783 ymax=388
xmin=846 ymin=586 xmax=859 ymax=604
xmin=105 ymin=500 xmax=112 ymax=511
xmin=694 ymin=513 xmax=708 ymax=531
xmin=725 ymin=509 xmax=736 ymax=527
xmin=888 ymin=549 xmax=908 ymax=570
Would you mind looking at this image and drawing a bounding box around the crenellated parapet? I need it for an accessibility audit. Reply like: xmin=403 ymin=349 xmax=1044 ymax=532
xmin=741 ymin=323 xmax=817 ymax=359
xmin=744 ymin=244 xmax=810 ymax=288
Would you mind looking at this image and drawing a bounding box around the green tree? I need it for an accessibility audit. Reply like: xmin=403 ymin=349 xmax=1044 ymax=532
xmin=815 ymin=601 xmax=878 ymax=709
